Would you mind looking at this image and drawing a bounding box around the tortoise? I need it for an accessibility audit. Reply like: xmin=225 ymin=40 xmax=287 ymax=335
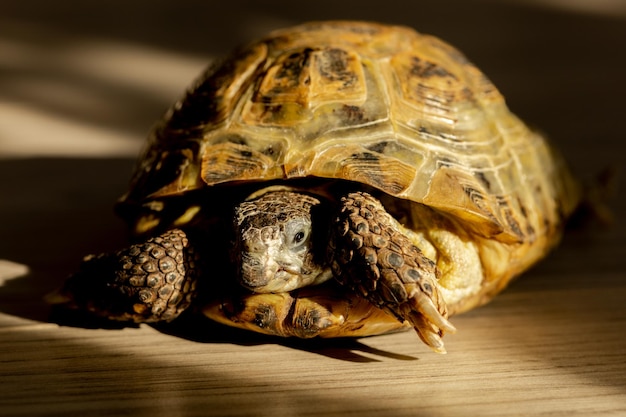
xmin=51 ymin=21 xmax=580 ymax=353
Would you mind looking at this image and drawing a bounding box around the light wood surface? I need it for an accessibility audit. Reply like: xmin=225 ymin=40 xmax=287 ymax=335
xmin=1 ymin=1 xmax=625 ymax=416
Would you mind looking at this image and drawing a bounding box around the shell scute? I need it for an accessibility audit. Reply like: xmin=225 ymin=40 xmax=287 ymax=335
xmin=241 ymin=46 xmax=368 ymax=128
xmin=200 ymin=141 xmax=281 ymax=184
xmin=122 ymin=21 xmax=579 ymax=248
xmin=169 ymin=42 xmax=268 ymax=131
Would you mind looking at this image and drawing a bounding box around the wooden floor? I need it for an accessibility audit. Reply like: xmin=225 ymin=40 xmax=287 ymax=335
xmin=1 ymin=1 xmax=625 ymax=416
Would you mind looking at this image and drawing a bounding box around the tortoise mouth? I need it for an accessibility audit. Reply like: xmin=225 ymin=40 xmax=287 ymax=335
xmin=278 ymin=265 xmax=302 ymax=275
xmin=240 ymin=265 xmax=332 ymax=294
xmin=243 ymin=267 xmax=303 ymax=293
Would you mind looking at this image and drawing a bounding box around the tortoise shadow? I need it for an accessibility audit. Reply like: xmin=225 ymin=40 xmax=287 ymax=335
xmin=43 ymin=302 xmax=418 ymax=363
xmin=152 ymin=313 xmax=419 ymax=363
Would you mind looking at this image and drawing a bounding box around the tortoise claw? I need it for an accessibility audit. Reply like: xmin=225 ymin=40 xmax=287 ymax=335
xmin=405 ymin=288 xmax=456 ymax=353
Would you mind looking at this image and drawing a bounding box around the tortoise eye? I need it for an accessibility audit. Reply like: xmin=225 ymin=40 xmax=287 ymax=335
xmin=293 ymin=231 xmax=306 ymax=244
xmin=285 ymin=218 xmax=311 ymax=249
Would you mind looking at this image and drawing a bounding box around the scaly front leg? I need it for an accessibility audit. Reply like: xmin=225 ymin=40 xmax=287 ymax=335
xmin=47 ymin=229 xmax=200 ymax=322
xmin=331 ymin=192 xmax=456 ymax=353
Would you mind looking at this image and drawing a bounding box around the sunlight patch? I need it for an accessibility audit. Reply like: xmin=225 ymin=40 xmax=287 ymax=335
xmin=0 ymin=259 xmax=30 ymax=285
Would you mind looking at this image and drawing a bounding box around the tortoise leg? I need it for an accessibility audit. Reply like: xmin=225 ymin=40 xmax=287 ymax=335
xmin=47 ymin=229 xmax=200 ymax=323
xmin=330 ymin=192 xmax=457 ymax=353
xmin=203 ymin=284 xmax=409 ymax=338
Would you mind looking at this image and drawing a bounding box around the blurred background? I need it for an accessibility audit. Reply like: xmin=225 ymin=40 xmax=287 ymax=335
xmin=1 ymin=3 xmax=625 ymax=415
xmin=0 ymin=0 xmax=625 ymax=306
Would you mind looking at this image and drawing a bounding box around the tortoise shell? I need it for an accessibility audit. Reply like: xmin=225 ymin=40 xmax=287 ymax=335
xmin=120 ymin=21 xmax=579 ymax=313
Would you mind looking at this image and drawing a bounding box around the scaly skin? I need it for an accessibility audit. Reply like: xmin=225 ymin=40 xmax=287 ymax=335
xmin=331 ymin=192 xmax=456 ymax=353
xmin=233 ymin=190 xmax=332 ymax=292
xmin=51 ymin=229 xmax=199 ymax=322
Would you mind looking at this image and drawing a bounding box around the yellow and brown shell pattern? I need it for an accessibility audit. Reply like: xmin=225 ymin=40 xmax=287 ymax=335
xmin=122 ymin=21 xmax=579 ymax=315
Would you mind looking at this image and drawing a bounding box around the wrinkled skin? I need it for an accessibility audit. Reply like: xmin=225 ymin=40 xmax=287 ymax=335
xmin=233 ymin=191 xmax=333 ymax=292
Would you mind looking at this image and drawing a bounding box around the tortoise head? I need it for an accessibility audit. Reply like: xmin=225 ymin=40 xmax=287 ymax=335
xmin=233 ymin=189 xmax=333 ymax=293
